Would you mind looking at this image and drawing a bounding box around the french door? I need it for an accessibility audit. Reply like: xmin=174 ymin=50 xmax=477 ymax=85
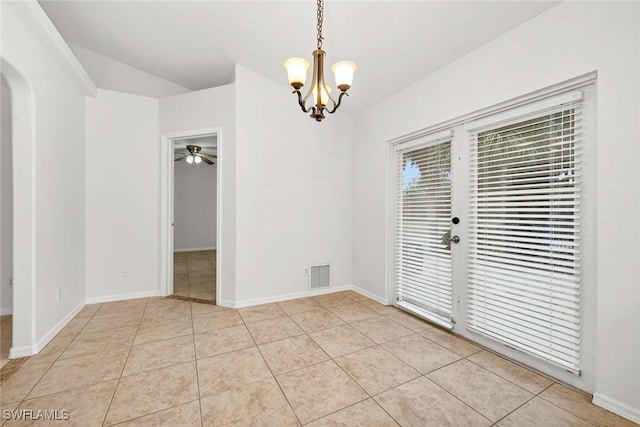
xmin=391 ymin=81 xmax=594 ymax=390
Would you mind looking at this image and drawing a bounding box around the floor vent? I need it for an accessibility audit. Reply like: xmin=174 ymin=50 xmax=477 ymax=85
xmin=309 ymin=264 xmax=331 ymax=290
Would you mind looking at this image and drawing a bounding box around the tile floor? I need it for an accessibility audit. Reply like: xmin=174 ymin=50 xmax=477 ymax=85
xmin=0 ymin=291 xmax=637 ymax=426
xmin=1 ymin=315 xmax=11 ymax=369
xmin=173 ymin=250 xmax=215 ymax=302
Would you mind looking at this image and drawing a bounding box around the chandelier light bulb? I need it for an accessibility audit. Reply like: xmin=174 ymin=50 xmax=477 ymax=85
xmin=284 ymin=58 xmax=309 ymax=89
xmin=332 ymin=61 xmax=357 ymax=91
xmin=312 ymin=85 xmax=332 ymax=106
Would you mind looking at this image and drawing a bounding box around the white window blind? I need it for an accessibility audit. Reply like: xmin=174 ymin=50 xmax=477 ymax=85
xmin=467 ymin=98 xmax=583 ymax=374
xmin=396 ymin=139 xmax=453 ymax=328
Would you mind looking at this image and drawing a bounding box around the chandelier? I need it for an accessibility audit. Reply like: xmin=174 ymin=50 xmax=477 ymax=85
xmin=284 ymin=0 xmax=356 ymax=122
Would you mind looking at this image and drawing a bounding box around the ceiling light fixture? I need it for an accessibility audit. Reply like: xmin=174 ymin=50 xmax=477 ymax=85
xmin=284 ymin=0 xmax=356 ymax=122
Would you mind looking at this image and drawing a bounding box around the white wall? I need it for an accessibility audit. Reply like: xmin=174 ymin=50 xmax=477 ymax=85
xmin=0 ymin=77 xmax=12 ymax=315
xmin=352 ymin=1 xmax=640 ymax=421
xmin=2 ymin=1 xmax=90 ymax=350
xmin=234 ymin=65 xmax=353 ymax=304
xmin=173 ymin=160 xmax=217 ymax=251
xmin=159 ymin=84 xmax=236 ymax=302
xmin=69 ymin=43 xmax=191 ymax=99
xmin=85 ymin=89 xmax=160 ymax=301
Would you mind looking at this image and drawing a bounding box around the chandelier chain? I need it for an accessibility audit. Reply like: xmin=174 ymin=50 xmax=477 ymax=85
xmin=316 ymin=0 xmax=324 ymax=49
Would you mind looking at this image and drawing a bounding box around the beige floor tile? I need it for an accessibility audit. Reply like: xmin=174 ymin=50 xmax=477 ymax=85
xmin=191 ymin=302 xmax=228 ymax=317
xmin=173 ymin=263 xmax=188 ymax=275
xmin=200 ymin=378 xmax=299 ymax=426
xmin=56 ymin=317 xmax=91 ymax=338
xmin=173 ymin=252 xmax=187 ymax=262
xmin=104 ymin=361 xmax=199 ymax=425
xmin=358 ymin=300 xmax=400 ymax=315
xmin=95 ymin=299 xmax=147 ymax=317
xmin=468 ymin=350 xmax=553 ymax=394
xmin=306 ymin=398 xmax=399 ymax=427
xmin=338 ymin=290 xmax=370 ymax=302
xmin=238 ymin=303 xmax=286 ymax=324
xmin=420 ymin=327 xmax=482 ymax=356
xmin=11 ymin=380 xmax=117 ymax=427
xmin=61 ymin=326 xmax=137 ymax=359
xmin=385 ymin=311 xmax=434 ymax=332
xmin=290 ymin=308 xmax=345 ymax=333
xmin=83 ymin=311 xmax=143 ymax=333
xmin=74 ymin=304 xmax=102 ymax=319
xmin=246 ymin=316 xmax=304 ymax=345
xmin=22 ymin=335 xmax=75 ymax=367
xmin=192 ymin=309 xmax=243 ymax=333
xmin=427 ymin=359 xmax=533 ymax=422
xmin=197 ymin=347 xmax=272 ymax=398
xmin=350 ymin=316 xmax=413 ymax=344
xmin=309 ymin=325 xmax=376 ymax=358
xmin=276 ymin=297 xmax=321 ymax=315
xmin=123 ymin=335 xmax=195 ymax=377
xmin=189 ymin=288 xmax=215 ymax=301
xmin=28 ymin=349 xmax=128 ymax=399
xmin=276 ymin=360 xmax=368 ymax=424
xmin=194 ymin=325 xmax=254 ymax=359
xmin=335 ymin=346 xmax=420 ymax=395
xmin=540 ymin=384 xmax=639 ymax=427
xmin=326 ymin=302 xmax=379 ymax=323
xmin=497 ymin=396 xmax=593 ymax=427
xmin=382 ymin=333 xmax=461 ymax=374
xmin=115 ymin=400 xmax=202 ymax=426
xmin=258 ymin=335 xmax=329 ymax=375
xmin=312 ymin=293 xmax=355 ymax=307
xmin=0 ymin=363 xmax=51 ymax=405
xmin=134 ymin=319 xmax=192 ymax=345
xmin=188 ymin=272 xmax=215 ymax=283
xmin=375 ymin=376 xmax=491 ymax=427
xmin=142 ymin=299 xmax=191 ymax=322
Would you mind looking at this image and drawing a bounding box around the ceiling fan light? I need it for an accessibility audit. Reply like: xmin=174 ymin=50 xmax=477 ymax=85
xmin=194 ymin=155 xmax=202 ymax=164
xmin=284 ymin=58 xmax=309 ymax=89
xmin=186 ymin=155 xmax=194 ymax=164
xmin=331 ymin=61 xmax=356 ymax=91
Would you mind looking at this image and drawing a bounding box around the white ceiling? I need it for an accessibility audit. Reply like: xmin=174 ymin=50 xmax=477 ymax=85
xmin=39 ymin=1 xmax=559 ymax=114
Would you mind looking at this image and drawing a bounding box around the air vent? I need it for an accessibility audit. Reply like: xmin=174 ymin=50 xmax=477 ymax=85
xmin=309 ymin=264 xmax=331 ymax=290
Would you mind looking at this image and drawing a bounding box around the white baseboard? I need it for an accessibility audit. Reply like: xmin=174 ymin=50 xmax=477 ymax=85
xmin=593 ymin=392 xmax=640 ymax=424
xmin=174 ymin=247 xmax=216 ymax=252
xmin=351 ymin=285 xmax=390 ymax=305
xmin=218 ymin=284 xmax=353 ymax=309
xmin=86 ymin=289 xmax=160 ymax=304
xmin=0 ymin=307 xmax=12 ymax=316
xmin=9 ymin=300 xmax=84 ymax=359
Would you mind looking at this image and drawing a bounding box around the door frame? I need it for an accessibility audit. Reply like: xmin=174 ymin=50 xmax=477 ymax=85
xmin=160 ymin=127 xmax=222 ymax=303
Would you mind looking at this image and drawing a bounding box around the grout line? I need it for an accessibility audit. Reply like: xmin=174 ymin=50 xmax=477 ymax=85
xmin=189 ymin=297 xmax=205 ymax=427
xmin=100 ymin=298 xmax=150 ymax=426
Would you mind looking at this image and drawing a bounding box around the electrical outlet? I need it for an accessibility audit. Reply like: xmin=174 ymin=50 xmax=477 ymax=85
xmin=304 ymin=266 xmax=308 ymax=276
xmin=122 ymin=267 xmax=129 ymax=277
xmin=56 ymin=288 xmax=62 ymax=301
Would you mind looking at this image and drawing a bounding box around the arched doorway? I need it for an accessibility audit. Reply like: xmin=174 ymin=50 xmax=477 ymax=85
xmin=1 ymin=59 xmax=37 ymax=358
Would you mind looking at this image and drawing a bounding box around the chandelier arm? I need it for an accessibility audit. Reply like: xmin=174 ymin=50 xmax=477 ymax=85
xmin=326 ymin=91 xmax=348 ymax=114
xmin=294 ymin=89 xmax=310 ymax=113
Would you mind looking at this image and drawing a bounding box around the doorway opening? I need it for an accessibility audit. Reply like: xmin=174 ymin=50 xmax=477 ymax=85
xmin=1 ymin=74 xmax=13 ymax=367
xmin=173 ymin=136 xmax=217 ymax=302
xmin=160 ymin=128 xmax=222 ymax=305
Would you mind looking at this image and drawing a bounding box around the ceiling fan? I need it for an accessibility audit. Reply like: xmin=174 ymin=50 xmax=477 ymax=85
xmin=174 ymin=144 xmax=217 ymax=166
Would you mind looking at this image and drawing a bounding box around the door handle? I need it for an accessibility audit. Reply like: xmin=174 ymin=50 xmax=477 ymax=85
xmin=450 ymin=235 xmax=460 ymax=244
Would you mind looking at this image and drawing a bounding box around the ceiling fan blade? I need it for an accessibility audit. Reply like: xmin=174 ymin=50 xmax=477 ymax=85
xmin=174 ymin=156 xmax=186 ymax=161
xmin=201 ymin=156 xmax=214 ymax=165
xmin=201 ymin=153 xmax=217 ymax=159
